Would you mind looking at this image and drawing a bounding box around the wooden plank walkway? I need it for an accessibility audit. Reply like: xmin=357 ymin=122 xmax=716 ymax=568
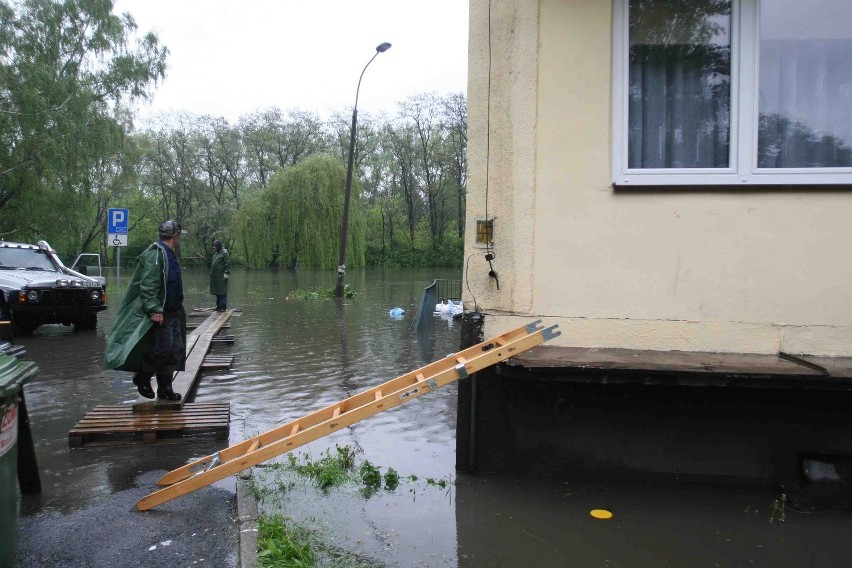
xmin=133 ymin=309 xmax=233 ymax=411
xmin=68 ymin=403 xmax=229 ymax=447
xmin=187 ymin=322 xmax=231 ymax=331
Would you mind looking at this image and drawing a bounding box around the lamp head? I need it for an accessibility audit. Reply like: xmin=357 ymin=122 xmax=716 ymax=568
xmin=376 ymin=42 xmax=392 ymax=53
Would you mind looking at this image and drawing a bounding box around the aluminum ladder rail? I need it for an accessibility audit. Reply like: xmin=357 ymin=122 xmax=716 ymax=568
xmin=136 ymin=320 xmax=560 ymax=510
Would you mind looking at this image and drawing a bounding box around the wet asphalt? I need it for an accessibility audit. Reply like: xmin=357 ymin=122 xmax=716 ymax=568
xmin=16 ymin=470 xmax=239 ymax=567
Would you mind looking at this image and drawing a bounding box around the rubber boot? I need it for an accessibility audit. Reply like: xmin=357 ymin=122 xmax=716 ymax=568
xmin=132 ymin=372 xmax=155 ymax=399
xmin=156 ymin=369 xmax=182 ymax=401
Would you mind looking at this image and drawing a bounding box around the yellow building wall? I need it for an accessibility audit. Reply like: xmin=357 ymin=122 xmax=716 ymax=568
xmin=464 ymin=0 xmax=852 ymax=355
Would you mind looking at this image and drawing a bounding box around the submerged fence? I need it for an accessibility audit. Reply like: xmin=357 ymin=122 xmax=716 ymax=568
xmin=413 ymin=279 xmax=462 ymax=331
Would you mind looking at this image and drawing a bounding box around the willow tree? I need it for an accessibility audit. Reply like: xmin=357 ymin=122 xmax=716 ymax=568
xmin=235 ymin=155 xmax=365 ymax=269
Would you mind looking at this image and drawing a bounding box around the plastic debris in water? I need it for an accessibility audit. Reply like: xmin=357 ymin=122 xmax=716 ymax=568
xmin=433 ymin=300 xmax=463 ymax=317
xmin=590 ymin=509 xmax=613 ymax=520
xmin=389 ymin=307 xmax=405 ymax=318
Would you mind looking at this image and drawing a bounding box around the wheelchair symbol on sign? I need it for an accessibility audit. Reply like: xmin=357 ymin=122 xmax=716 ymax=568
xmin=113 ymin=236 xmax=122 ymax=246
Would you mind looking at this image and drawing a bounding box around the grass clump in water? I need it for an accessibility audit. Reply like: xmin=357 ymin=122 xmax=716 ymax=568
xmin=383 ymin=467 xmax=400 ymax=490
xmin=286 ymin=285 xmax=356 ymax=300
xmin=770 ymin=492 xmax=787 ymax=523
xmin=258 ymin=514 xmax=316 ymax=566
xmin=257 ymin=513 xmax=383 ymax=567
xmin=287 ymin=445 xmax=357 ymax=491
xmin=254 ymin=446 xmax=453 ymax=500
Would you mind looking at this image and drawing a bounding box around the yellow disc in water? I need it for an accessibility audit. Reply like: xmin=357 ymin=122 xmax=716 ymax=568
xmin=590 ymin=509 xmax=613 ymax=520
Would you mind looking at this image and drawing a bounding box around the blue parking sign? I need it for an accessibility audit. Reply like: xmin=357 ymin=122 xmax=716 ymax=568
xmin=108 ymin=208 xmax=129 ymax=234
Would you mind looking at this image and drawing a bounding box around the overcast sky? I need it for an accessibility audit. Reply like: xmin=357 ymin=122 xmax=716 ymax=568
xmin=112 ymin=1 xmax=470 ymax=124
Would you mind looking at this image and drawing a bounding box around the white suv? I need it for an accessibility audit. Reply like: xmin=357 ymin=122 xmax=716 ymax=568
xmin=0 ymin=240 xmax=107 ymax=334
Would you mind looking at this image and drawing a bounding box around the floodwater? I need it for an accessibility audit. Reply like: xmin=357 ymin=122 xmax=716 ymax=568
xmin=15 ymin=267 xmax=852 ymax=567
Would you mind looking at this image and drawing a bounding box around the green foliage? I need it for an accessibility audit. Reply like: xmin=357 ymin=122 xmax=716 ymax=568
xmin=383 ymin=467 xmax=400 ymax=490
xmin=769 ymin=492 xmax=787 ymax=523
xmin=0 ymin=0 xmax=167 ymax=245
xmin=256 ymin=513 xmax=382 ymax=568
xmin=364 ymin=210 xmax=463 ymax=268
xmin=285 ymin=285 xmax=356 ymax=300
xmin=2 ymin=12 xmax=465 ymax=276
xmin=235 ymin=156 xmax=365 ymax=269
xmin=252 ymin=449 xmax=453 ymax=510
xmin=359 ymin=461 xmax=382 ymax=489
xmin=286 ymin=445 xmax=357 ymax=492
xmin=257 ymin=514 xmax=317 ymax=567
xmin=426 ymin=477 xmax=450 ymax=489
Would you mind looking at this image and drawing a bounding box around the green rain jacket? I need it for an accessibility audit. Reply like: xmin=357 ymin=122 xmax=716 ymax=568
xmin=209 ymin=248 xmax=231 ymax=295
xmin=103 ymin=242 xmax=187 ymax=372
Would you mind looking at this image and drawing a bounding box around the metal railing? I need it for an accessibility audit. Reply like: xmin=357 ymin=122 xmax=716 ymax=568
xmin=434 ymin=279 xmax=461 ymax=302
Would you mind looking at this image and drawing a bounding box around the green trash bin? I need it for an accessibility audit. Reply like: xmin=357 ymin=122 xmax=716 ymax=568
xmin=0 ymin=352 xmax=37 ymax=568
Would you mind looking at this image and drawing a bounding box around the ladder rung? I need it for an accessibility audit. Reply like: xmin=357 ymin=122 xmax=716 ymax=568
xmin=332 ymin=407 xmax=341 ymax=418
xmin=374 ymin=390 xmax=382 ymax=401
xmin=289 ymin=423 xmax=300 ymax=436
xmin=416 ymin=373 xmax=426 ymax=382
xmin=456 ymin=356 xmax=467 ymax=364
xmin=246 ymin=440 xmax=260 ymax=454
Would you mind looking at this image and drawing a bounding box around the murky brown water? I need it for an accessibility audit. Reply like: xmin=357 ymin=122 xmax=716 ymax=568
xmin=15 ymin=267 xmax=852 ymax=567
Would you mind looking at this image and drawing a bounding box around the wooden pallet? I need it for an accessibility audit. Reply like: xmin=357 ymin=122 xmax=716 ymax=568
xmin=211 ymin=335 xmax=235 ymax=345
xmin=201 ymin=354 xmax=235 ymax=370
xmin=68 ymin=403 xmax=229 ymax=447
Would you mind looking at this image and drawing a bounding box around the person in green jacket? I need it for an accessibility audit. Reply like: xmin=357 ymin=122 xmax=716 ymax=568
xmin=209 ymin=239 xmax=230 ymax=311
xmin=104 ymin=220 xmax=187 ymax=401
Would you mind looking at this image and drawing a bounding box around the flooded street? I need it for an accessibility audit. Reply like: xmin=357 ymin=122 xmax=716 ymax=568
xmin=15 ymin=267 xmax=852 ymax=567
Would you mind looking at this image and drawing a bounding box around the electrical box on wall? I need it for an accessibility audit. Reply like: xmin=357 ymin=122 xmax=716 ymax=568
xmin=476 ymin=218 xmax=494 ymax=246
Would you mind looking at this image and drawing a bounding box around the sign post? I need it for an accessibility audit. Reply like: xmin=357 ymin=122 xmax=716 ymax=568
xmin=107 ymin=208 xmax=129 ymax=306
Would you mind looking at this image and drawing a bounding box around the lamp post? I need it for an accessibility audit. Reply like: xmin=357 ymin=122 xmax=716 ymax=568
xmin=335 ymin=42 xmax=392 ymax=298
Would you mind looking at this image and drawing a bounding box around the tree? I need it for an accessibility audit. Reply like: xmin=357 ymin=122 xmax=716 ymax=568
xmin=0 ymin=0 xmax=167 ymax=244
xmin=385 ymin=122 xmax=421 ymax=244
xmin=234 ymin=155 xmax=365 ymax=270
xmin=399 ymin=93 xmax=453 ymax=246
xmin=442 ymin=93 xmax=467 ymax=240
xmin=141 ymin=114 xmax=204 ymax=225
xmin=238 ymin=109 xmax=278 ymax=188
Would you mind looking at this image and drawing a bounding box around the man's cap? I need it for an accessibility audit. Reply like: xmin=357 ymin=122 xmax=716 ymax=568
xmin=159 ymin=220 xmax=187 ymax=238
xmin=212 ymin=239 xmax=222 ymax=249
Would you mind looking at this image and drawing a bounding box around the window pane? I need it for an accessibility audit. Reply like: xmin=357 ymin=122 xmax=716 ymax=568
xmin=758 ymin=0 xmax=852 ymax=168
xmin=628 ymin=0 xmax=731 ymax=169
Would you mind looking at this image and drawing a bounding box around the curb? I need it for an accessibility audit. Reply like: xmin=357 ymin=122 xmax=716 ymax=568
xmin=236 ymin=470 xmax=259 ymax=568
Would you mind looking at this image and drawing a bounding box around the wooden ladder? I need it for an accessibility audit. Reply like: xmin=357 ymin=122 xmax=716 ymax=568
xmin=136 ymin=320 xmax=560 ymax=510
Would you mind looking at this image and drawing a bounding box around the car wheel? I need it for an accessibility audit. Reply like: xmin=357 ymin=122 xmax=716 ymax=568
xmin=75 ymin=314 xmax=98 ymax=331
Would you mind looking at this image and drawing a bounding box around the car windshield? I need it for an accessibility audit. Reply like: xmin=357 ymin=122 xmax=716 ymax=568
xmin=0 ymin=248 xmax=59 ymax=271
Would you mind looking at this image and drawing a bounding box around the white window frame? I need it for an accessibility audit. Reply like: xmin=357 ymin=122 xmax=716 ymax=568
xmin=611 ymin=0 xmax=852 ymax=186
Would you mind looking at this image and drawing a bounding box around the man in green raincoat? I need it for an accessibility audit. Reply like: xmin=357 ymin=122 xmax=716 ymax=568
xmin=209 ymin=239 xmax=230 ymax=311
xmin=104 ymin=220 xmax=187 ymax=401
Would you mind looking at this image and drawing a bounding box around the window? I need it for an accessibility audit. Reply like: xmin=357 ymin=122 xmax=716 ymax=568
xmin=0 ymin=248 xmax=58 ymax=272
xmin=612 ymin=0 xmax=852 ymax=185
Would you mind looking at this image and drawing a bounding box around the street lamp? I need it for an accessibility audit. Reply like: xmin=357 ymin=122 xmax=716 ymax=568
xmin=335 ymin=41 xmax=392 ymax=298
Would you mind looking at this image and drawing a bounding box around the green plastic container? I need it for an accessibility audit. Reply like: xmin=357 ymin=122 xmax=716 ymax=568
xmin=0 ymin=352 xmax=37 ymax=568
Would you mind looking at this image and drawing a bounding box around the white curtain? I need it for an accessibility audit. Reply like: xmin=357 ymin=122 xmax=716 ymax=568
xmin=758 ymin=39 xmax=852 ymax=168
xmin=627 ymin=0 xmax=732 ymax=169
